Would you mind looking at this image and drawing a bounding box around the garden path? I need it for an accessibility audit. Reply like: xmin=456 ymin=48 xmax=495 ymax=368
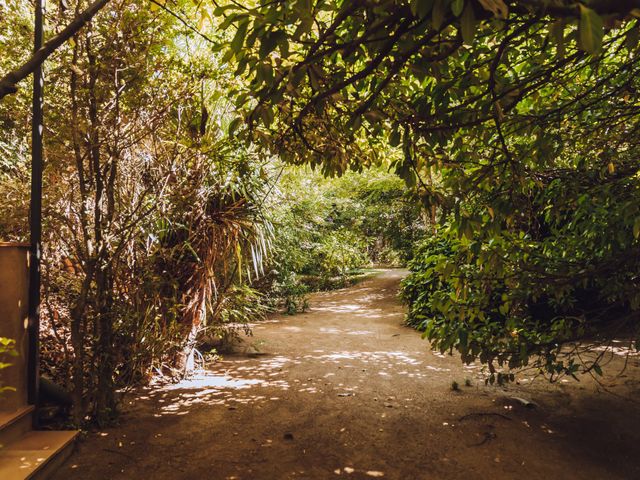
xmin=52 ymin=269 xmax=640 ymax=480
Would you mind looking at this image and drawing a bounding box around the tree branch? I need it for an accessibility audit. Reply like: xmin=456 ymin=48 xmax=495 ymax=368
xmin=0 ymin=0 xmax=111 ymax=101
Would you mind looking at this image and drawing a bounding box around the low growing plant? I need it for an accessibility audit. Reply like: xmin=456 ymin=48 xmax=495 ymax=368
xmin=0 ymin=337 xmax=17 ymax=396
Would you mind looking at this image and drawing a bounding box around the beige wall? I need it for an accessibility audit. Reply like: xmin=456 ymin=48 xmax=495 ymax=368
xmin=0 ymin=244 xmax=30 ymax=411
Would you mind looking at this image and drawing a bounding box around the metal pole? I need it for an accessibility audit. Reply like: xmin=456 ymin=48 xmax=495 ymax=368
xmin=28 ymin=0 xmax=44 ymax=418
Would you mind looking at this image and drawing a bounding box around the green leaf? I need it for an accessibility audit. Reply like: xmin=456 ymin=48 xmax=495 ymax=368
xmin=460 ymin=2 xmax=476 ymax=44
xmin=633 ymin=218 xmax=640 ymax=239
xmin=259 ymin=30 xmax=286 ymax=58
xmin=294 ymin=0 xmax=312 ymax=17
xmin=220 ymin=48 xmax=235 ymax=65
xmin=432 ymin=0 xmax=446 ymax=30
xmin=477 ymin=0 xmax=508 ymax=19
xmin=213 ymin=5 xmax=236 ymax=16
xmin=410 ymin=0 xmax=419 ymax=16
xmin=578 ymin=5 xmax=603 ymax=54
xmin=228 ymin=116 xmax=244 ymax=136
xmin=231 ymin=20 xmax=249 ymax=53
xmin=293 ymin=17 xmax=313 ymax=39
xmin=308 ymin=66 xmax=321 ymax=91
xmin=411 ymin=0 xmax=435 ymax=18
xmin=451 ymin=0 xmax=464 ymax=17
xmin=625 ymin=23 xmax=639 ymax=50
xmin=389 ymin=128 xmax=401 ymax=147
xmin=259 ymin=105 xmax=274 ymax=127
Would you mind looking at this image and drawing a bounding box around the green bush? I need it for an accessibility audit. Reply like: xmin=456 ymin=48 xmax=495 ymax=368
xmin=402 ymin=234 xmax=519 ymax=383
xmin=402 ymin=182 xmax=640 ymax=384
xmin=261 ymin=166 xmax=424 ymax=310
xmin=317 ymin=230 xmax=369 ymax=277
xmin=268 ymin=271 xmax=309 ymax=315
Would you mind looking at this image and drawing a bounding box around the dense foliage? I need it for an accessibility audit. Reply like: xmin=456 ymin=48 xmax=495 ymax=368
xmin=0 ymin=0 xmax=279 ymax=424
xmin=0 ymin=0 xmax=425 ymax=424
xmin=212 ymin=0 xmax=640 ymax=380
xmin=263 ymin=166 xmax=425 ymax=311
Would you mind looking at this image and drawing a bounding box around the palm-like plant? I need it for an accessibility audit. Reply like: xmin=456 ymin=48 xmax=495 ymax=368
xmin=153 ymin=142 xmax=273 ymax=374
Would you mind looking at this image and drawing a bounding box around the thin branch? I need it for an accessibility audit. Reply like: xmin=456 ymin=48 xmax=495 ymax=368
xmin=148 ymin=0 xmax=216 ymax=45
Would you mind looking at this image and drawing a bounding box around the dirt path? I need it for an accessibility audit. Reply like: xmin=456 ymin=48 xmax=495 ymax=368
xmin=53 ymin=269 xmax=640 ymax=480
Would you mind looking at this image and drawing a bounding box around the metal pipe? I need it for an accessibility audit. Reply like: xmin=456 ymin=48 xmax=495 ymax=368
xmin=28 ymin=0 xmax=44 ymax=422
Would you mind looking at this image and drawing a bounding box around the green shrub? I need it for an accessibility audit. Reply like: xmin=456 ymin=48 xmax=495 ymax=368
xmin=402 ymin=191 xmax=640 ymax=384
xmin=268 ymin=271 xmax=309 ymax=315
xmin=317 ymin=230 xmax=369 ymax=278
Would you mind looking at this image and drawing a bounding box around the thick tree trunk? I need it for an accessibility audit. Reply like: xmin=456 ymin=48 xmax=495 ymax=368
xmin=175 ymin=322 xmax=199 ymax=376
xmin=174 ymin=295 xmax=207 ymax=376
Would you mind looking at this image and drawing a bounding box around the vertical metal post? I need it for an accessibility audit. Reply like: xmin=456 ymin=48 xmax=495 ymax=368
xmin=28 ymin=0 xmax=44 ymax=416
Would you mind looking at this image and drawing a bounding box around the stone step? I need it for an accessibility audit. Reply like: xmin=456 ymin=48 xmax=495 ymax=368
xmin=0 ymin=430 xmax=78 ymax=480
xmin=0 ymin=406 xmax=35 ymax=447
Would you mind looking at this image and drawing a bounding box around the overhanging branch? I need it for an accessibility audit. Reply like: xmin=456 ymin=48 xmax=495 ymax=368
xmin=0 ymin=0 xmax=111 ymax=101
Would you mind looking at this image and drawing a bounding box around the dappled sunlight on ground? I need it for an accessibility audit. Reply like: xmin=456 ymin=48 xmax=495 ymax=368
xmin=136 ymin=345 xmax=455 ymax=416
xmin=133 ymin=268 xmax=488 ymax=418
xmin=591 ymin=339 xmax=639 ymax=357
xmin=129 ymin=272 xmax=450 ymax=418
xmin=318 ymin=327 xmax=376 ymax=335
xmin=334 ymin=466 xmax=386 ymax=477
xmin=160 ymin=373 xmax=262 ymax=391
xmin=54 ymin=270 xmax=640 ymax=480
xmin=139 ymin=359 xmax=296 ymax=416
xmin=311 ymin=300 xmax=399 ymax=319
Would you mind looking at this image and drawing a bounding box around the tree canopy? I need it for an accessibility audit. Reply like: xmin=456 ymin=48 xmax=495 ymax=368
xmin=214 ymin=0 xmax=639 ymax=170
xmin=211 ymin=0 xmax=640 ymax=381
